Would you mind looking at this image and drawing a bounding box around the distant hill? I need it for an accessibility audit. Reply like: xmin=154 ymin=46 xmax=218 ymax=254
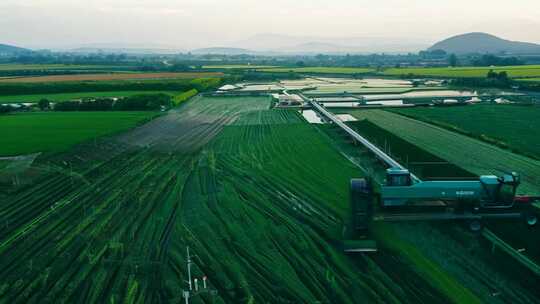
xmin=190 ymin=47 xmax=256 ymax=55
xmin=429 ymin=32 xmax=540 ymax=55
xmin=70 ymin=47 xmax=180 ymax=55
xmin=234 ymin=33 xmax=428 ymax=54
xmin=0 ymin=44 xmax=30 ymax=56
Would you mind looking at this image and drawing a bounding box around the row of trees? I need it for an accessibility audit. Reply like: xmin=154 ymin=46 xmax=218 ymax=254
xmin=54 ymin=94 xmax=172 ymax=111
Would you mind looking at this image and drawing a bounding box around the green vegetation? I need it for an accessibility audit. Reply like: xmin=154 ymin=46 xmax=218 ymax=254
xmin=372 ymin=223 xmax=483 ymax=304
xmin=0 ymin=77 xmax=222 ymax=96
xmin=0 ymin=91 xmax=179 ymax=104
xmin=173 ymin=89 xmax=198 ymax=106
xmin=390 ymin=105 xmax=540 ymax=159
xmin=203 ymin=65 xmax=277 ymax=69
xmin=516 ymin=78 xmax=540 ymax=82
xmin=382 ymin=65 xmax=540 ymax=78
xmin=0 ymin=112 xmax=157 ymax=156
xmin=54 ymin=94 xmax=172 ymax=111
xmin=259 ymin=67 xmax=374 ymax=74
xmin=1 ymin=94 xmax=539 ymax=302
xmin=0 ymin=97 xmax=447 ymax=303
xmin=0 ymin=64 xmax=126 ymax=71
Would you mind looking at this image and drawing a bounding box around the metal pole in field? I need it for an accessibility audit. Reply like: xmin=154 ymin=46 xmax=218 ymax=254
xmin=187 ymin=247 xmax=193 ymax=291
xmin=183 ymin=290 xmax=190 ymax=304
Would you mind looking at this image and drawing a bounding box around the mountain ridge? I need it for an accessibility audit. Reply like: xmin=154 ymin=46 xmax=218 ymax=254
xmin=429 ymin=32 xmax=540 ymax=54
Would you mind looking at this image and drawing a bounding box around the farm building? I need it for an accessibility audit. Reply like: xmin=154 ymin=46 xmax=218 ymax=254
xmin=272 ymin=93 xmax=304 ymax=107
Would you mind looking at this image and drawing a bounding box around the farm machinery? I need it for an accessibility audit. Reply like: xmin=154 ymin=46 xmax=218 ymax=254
xmin=352 ymin=169 xmax=539 ymax=234
xmin=303 ymin=97 xmax=539 ymax=253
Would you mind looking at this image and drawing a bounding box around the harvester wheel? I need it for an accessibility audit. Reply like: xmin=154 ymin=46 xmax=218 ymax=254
xmin=524 ymin=213 xmax=538 ymax=227
xmin=468 ymin=219 xmax=483 ymax=232
xmin=351 ymin=178 xmax=372 ymax=232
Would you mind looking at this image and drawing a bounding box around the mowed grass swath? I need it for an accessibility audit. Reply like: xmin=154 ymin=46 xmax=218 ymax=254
xmin=382 ymin=65 xmax=540 ymax=78
xmin=0 ymin=112 xmax=159 ymax=156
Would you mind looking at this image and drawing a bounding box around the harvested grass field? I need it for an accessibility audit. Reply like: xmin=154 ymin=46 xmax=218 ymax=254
xmin=0 ymin=91 xmax=179 ymax=104
xmin=258 ymin=67 xmax=374 ymax=74
xmin=0 ymin=72 xmax=223 ymax=83
xmin=382 ymin=65 xmax=540 ymax=78
xmin=390 ymin=104 xmax=540 ymax=159
xmin=0 ymin=112 xmax=158 ymax=156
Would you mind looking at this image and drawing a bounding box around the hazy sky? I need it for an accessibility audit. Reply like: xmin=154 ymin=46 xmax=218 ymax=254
xmin=2 ymin=0 xmax=540 ymax=49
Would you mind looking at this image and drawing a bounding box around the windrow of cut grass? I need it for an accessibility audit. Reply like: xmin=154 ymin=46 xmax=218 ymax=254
xmin=390 ymin=104 xmax=540 ymax=160
xmin=382 ymin=65 xmax=540 ymax=78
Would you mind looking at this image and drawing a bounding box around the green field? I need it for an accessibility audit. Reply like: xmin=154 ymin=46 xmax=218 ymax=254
xmin=259 ymin=67 xmax=374 ymax=74
xmin=390 ymin=105 xmax=540 ymax=159
xmin=0 ymin=91 xmax=180 ymax=104
xmin=0 ymin=97 xmax=440 ymax=303
xmin=202 ymin=65 xmax=278 ymax=69
xmin=0 ymin=112 xmax=157 ymax=156
xmin=382 ymin=65 xmax=540 ymax=78
xmin=1 ymin=95 xmax=539 ymax=302
xmin=0 ymin=96 xmax=503 ymax=303
xmin=0 ymin=64 xmax=128 ymax=71
xmin=516 ymin=77 xmax=540 ymax=82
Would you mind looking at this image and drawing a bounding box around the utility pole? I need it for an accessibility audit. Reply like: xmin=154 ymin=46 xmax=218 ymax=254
xmin=182 ymin=246 xmax=218 ymax=304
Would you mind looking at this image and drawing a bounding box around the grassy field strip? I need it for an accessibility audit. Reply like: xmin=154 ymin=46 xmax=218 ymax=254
xmin=0 ymin=91 xmax=180 ymax=104
xmin=202 ymin=65 xmax=278 ymax=69
xmin=382 ymin=65 xmax=540 ymax=78
xmin=483 ymin=229 xmax=540 ymax=276
xmin=346 ymin=110 xmax=540 ymax=195
xmin=390 ymin=105 xmax=540 ymax=160
xmin=517 ymin=78 xmax=540 ymax=82
xmin=172 ymin=89 xmax=198 ymax=106
xmin=0 ymin=72 xmax=224 ymax=83
xmin=0 ymin=64 xmax=129 ymax=71
xmin=258 ymin=67 xmax=374 ymax=74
